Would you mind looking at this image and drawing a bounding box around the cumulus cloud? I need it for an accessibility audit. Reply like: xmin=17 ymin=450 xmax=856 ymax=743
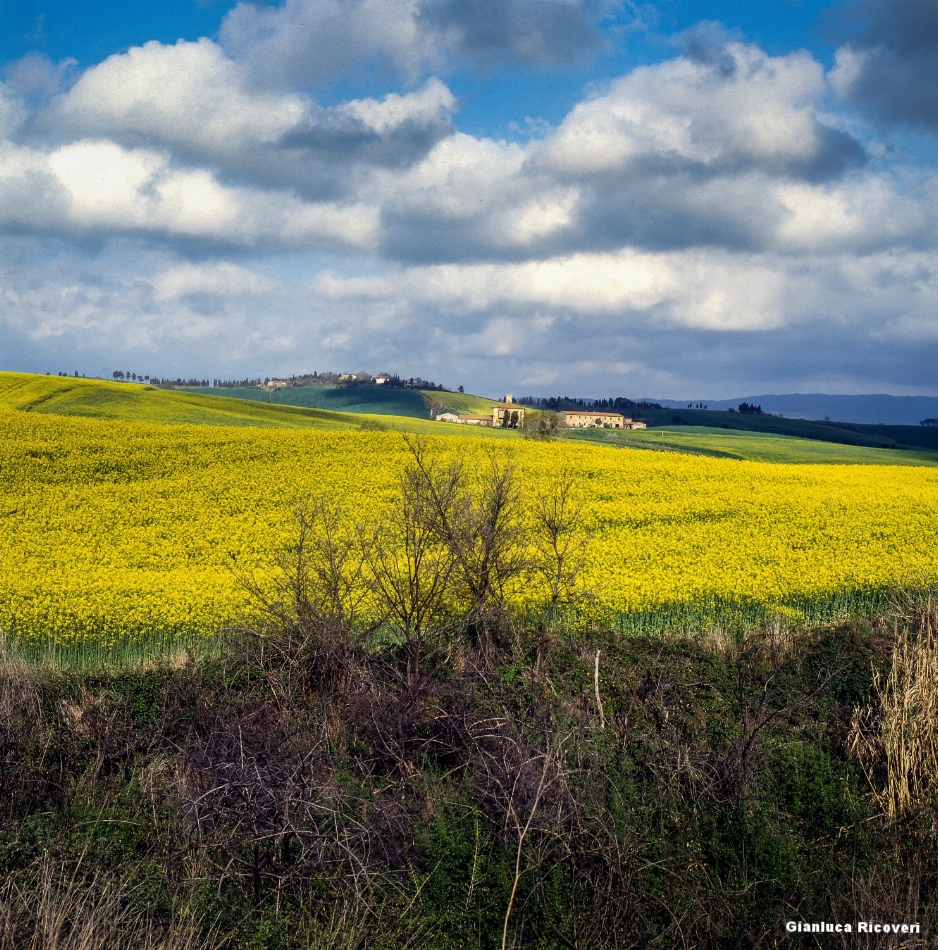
xmin=219 ymin=0 xmax=619 ymax=87
xmin=541 ymin=39 xmax=864 ymax=180
xmin=3 ymin=54 xmax=78 ymax=101
xmin=35 ymin=40 xmax=456 ymax=198
xmin=418 ymin=0 xmax=614 ymax=66
xmin=303 ymin=247 xmax=938 ymax=392
xmin=3 ymin=237 xmax=937 ymax=395
xmin=7 ymin=35 xmax=893 ymax=264
xmin=0 ymin=26 xmax=936 ymax=397
xmin=313 ymin=250 xmax=786 ymax=331
xmin=0 ymin=82 xmax=27 ymax=139
xmin=0 ymin=138 xmax=378 ymax=248
xmin=369 ymin=41 xmax=886 ymax=263
xmin=830 ymin=0 xmax=938 ymax=130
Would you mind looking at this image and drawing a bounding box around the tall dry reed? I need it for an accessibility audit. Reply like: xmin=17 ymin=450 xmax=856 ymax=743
xmin=850 ymin=599 xmax=938 ymax=819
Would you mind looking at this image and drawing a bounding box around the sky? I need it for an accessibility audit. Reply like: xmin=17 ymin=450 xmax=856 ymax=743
xmin=0 ymin=0 xmax=937 ymax=398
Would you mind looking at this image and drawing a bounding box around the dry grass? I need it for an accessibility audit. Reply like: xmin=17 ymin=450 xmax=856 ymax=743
xmin=695 ymin=617 xmax=798 ymax=668
xmin=0 ymin=854 xmax=217 ymax=950
xmin=849 ymin=598 xmax=938 ymax=819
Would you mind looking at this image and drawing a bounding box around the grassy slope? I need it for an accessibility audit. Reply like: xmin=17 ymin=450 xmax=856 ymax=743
xmin=0 ymin=372 xmax=518 ymax=441
xmin=7 ymin=372 xmax=932 ymax=460
xmin=572 ymin=424 xmax=938 ymax=466
xmin=841 ymin=422 xmax=938 ymax=451
xmin=423 ymin=390 xmax=500 ymax=415
xmin=0 ymin=373 xmax=357 ymax=429
xmin=184 ymin=383 xmax=432 ymax=419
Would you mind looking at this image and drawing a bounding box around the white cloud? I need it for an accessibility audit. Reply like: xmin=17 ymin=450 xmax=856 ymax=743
xmin=221 ymin=0 xmax=439 ymax=87
xmin=1 ymin=30 xmax=937 ymax=397
xmin=0 ymin=138 xmax=379 ymax=248
xmin=46 ymin=39 xmax=307 ymax=151
xmin=312 ymin=248 xmax=787 ymax=330
xmin=539 ymin=43 xmax=832 ymax=175
xmin=151 ymin=262 xmax=278 ymax=302
xmin=336 ymin=78 xmax=457 ymax=134
xmin=0 ymin=83 xmax=26 ymax=139
xmin=39 ymin=40 xmax=457 ymax=193
xmin=828 ymin=47 xmax=866 ymax=101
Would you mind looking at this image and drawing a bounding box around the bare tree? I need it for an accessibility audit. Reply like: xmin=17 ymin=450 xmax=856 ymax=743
xmin=530 ymin=468 xmax=590 ymax=624
xmin=365 ymin=465 xmax=457 ymax=692
xmin=401 ymin=436 xmax=528 ymax=645
xmin=235 ymin=496 xmax=373 ymax=700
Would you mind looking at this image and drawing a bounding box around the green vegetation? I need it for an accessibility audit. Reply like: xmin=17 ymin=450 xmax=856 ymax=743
xmin=184 ymin=381 xmax=432 ymax=418
xmin=0 ymin=372 xmax=355 ymax=430
xmin=4 ymin=593 xmax=937 ymax=946
xmin=3 ymin=397 xmax=938 ymax=945
xmin=572 ymin=424 xmax=938 ymax=465
xmin=0 ymin=372 xmax=516 ymax=440
xmin=638 ymin=405 xmax=938 ymax=452
xmin=15 ymin=372 xmax=935 ymax=465
xmin=427 ymin=389 xmax=501 ymax=416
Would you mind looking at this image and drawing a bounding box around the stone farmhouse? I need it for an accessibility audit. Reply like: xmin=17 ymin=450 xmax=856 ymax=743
xmin=491 ymin=395 xmax=525 ymax=429
xmin=558 ymin=410 xmax=647 ymax=430
xmin=434 ymin=394 xmax=525 ymax=429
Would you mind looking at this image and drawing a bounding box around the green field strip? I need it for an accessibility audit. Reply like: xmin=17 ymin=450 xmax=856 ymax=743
xmin=184 ymin=383 xmax=432 ymax=418
xmin=571 ymin=424 xmax=938 ymax=465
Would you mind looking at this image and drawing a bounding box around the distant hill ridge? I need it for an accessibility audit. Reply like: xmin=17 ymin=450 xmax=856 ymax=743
xmin=649 ymin=394 xmax=938 ymax=427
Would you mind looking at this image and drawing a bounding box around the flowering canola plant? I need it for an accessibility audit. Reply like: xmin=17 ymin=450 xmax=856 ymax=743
xmin=1 ymin=406 xmax=937 ymax=647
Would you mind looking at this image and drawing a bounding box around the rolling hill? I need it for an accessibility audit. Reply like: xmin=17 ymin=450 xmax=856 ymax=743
xmin=427 ymin=391 xmax=502 ymax=416
xmin=182 ymin=382 xmax=432 ymax=418
xmin=182 ymin=382 xmax=505 ymax=420
xmin=0 ymin=372 xmax=517 ymax=441
xmin=0 ymin=373 xmax=356 ymax=429
xmin=630 ymin=406 xmax=938 ymax=452
xmin=5 ymin=372 xmax=935 ymax=463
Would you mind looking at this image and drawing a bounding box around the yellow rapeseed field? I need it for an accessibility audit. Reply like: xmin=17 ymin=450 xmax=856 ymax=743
xmin=2 ymin=405 xmax=937 ymax=647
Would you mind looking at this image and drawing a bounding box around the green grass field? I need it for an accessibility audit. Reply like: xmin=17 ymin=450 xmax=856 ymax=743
xmin=183 ymin=382 xmax=504 ymax=420
xmin=184 ymin=382 xmax=433 ymax=418
xmin=0 ymin=372 xmax=517 ymax=440
xmin=571 ymin=424 xmax=938 ymax=465
xmin=0 ymin=373 xmax=359 ymax=429
xmin=426 ymin=390 xmax=502 ymax=416
xmin=7 ymin=372 xmax=937 ymax=463
xmin=636 ymin=405 xmax=937 ymax=451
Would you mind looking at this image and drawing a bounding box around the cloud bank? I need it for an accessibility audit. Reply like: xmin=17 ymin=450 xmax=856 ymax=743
xmin=0 ymin=3 xmax=936 ymax=397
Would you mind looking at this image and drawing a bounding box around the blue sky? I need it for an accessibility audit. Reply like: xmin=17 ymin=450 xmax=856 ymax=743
xmin=0 ymin=0 xmax=936 ymax=397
